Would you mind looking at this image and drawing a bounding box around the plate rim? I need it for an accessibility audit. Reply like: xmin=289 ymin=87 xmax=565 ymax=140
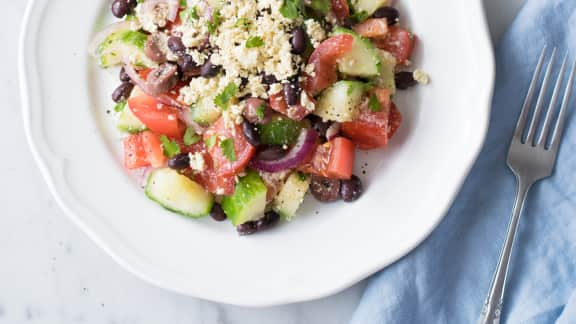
xmin=19 ymin=0 xmax=495 ymax=307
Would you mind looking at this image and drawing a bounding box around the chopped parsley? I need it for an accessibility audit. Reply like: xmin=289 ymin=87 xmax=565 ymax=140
xmin=205 ymin=135 xmax=217 ymax=149
xmin=235 ymin=17 xmax=251 ymax=29
xmin=280 ymin=0 xmax=303 ymax=19
xmin=160 ymin=135 xmax=181 ymax=158
xmin=180 ymin=6 xmax=199 ymax=22
xmin=350 ymin=10 xmax=369 ymax=22
xmin=179 ymin=0 xmax=187 ymax=6
xmin=297 ymin=172 xmax=308 ymax=182
xmin=246 ymin=36 xmax=264 ymax=48
xmin=214 ymin=82 xmax=239 ymax=109
xmin=368 ymin=94 xmax=382 ymax=112
xmin=114 ymin=101 xmax=127 ymax=112
xmin=256 ymin=104 xmax=266 ymax=120
xmin=207 ymin=10 xmax=222 ymax=34
xmin=220 ymin=138 xmax=237 ymax=162
xmin=309 ymin=0 xmax=331 ymax=14
xmin=183 ymin=127 xmax=201 ymax=146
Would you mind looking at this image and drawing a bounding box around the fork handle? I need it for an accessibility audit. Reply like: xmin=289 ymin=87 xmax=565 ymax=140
xmin=479 ymin=179 xmax=532 ymax=324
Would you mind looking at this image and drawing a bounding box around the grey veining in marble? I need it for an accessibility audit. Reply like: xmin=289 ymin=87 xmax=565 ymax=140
xmin=1 ymin=0 xmax=523 ymax=323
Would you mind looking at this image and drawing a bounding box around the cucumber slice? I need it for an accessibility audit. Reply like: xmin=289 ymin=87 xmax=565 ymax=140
xmin=333 ymin=27 xmax=381 ymax=77
xmin=222 ymin=171 xmax=268 ymax=226
xmin=117 ymin=102 xmax=147 ymax=133
xmin=351 ymin=0 xmax=391 ymax=17
xmin=258 ymin=119 xmax=304 ymax=146
xmin=145 ymin=168 xmax=214 ymax=218
xmin=315 ymin=80 xmax=366 ymax=122
xmin=372 ymin=50 xmax=397 ymax=94
xmin=97 ymin=30 xmax=154 ymax=68
xmin=273 ymin=172 xmax=311 ymax=220
xmin=191 ymin=96 xmax=222 ymax=125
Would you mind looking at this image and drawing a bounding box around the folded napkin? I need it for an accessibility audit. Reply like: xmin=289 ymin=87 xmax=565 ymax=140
xmin=351 ymin=0 xmax=576 ymax=323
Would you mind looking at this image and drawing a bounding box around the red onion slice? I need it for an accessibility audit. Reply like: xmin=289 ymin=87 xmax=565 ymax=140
xmin=250 ymin=128 xmax=318 ymax=172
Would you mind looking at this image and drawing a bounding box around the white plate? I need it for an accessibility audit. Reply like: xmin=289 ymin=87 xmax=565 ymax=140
xmin=20 ymin=0 xmax=494 ymax=306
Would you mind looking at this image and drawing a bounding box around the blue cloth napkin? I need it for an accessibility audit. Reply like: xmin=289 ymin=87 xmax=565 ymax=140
xmin=350 ymin=1 xmax=576 ymax=323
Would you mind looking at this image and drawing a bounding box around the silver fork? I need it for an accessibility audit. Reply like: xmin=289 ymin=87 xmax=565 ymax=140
xmin=479 ymin=47 xmax=576 ymax=324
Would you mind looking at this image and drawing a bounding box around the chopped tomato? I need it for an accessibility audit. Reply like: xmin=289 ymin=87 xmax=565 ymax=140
xmin=304 ymin=34 xmax=354 ymax=95
xmin=374 ymin=26 xmax=415 ymax=65
xmin=268 ymin=91 xmax=313 ymax=121
xmin=299 ymin=137 xmax=355 ymax=180
xmin=388 ymin=103 xmax=402 ymax=139
xmin=128 ymin=94 xmax=184 ymax=138
xmin=331 ymin=0 xmax=349 ymax=23
xmin=353 ymin=18 xmax=389 ymax=39
xmin=193 ymin=154 xmax=236 ymax=195
xmin=203 ymin=117 xmax=256 ymax=177
xmin=123 ymin=133 xmax=149 ymax=169
xmin=141 ymin=131 xmax=167 ymax=168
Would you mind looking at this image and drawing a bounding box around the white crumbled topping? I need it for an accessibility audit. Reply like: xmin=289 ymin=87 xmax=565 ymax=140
xmin=304 ymin=19 xmax=326 ymax=48
xmin=242 ymin=75 xmax=269 ymax=99
xmin=135 ymin=3 xmax=169 ymax=33
xmin=179 ymin=76 xmax=230 ymax=105
xmin=188 ymin=152 xmax=206 ymax=172
xmin=268 ymin=83 xmax=283 ymax=95
xmin=300 ymin=93 xmax=316 ymax=112
xmin=304 ymin=63 xmax=316 ymax=77
xmin=413 ymin=69 xmax=430 ymax=85
xmin=188 ymin=49 xmax=208 ymax=65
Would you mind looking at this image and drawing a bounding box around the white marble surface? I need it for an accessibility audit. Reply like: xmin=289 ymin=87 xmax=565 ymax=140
xmin=2 ymin=0 xmax=524 ymax=323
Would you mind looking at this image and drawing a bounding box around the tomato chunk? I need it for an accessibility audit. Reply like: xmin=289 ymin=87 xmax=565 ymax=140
xmin=203 ymin=117 xmax=256 ymax=177
xmin=128 ymin=94 xmax=183 ymax=138
xmin=299 ymin=137 xmax=355 ymax=179
xmin=268 ymin=91 xmax=314 ymax=121
xmin=304 ymin=34 xmax=354 ymax=95
xmin=374 ymin=26 xmax=415 ymax=65
xmin=123 ymin=133 xmax=149 ymax=169
xmin=193 ymin=154 xmax=236 ymax=195
xmin=353 ymin=18 xmax=389 ymax=39
xmin=141 ymin=131 xmax=167 ymax=168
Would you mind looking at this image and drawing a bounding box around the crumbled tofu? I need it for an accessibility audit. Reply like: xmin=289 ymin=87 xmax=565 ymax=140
xmin=188 ymin=152 xmax=206 ymax=172
xmin=135 ymin=3 xmax=169 ymax=33
xmin=413 ymin=69 xmax=430 ymax=85
xmin=305 ymin=19 xmax=326 ymax=48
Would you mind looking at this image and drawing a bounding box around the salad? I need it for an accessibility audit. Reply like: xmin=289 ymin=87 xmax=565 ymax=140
xmin=90 ymin=0 xmax=427 ymax=235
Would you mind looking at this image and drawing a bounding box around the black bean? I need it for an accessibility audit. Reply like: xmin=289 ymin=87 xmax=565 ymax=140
xmin=119 ymin=67 xmax=131 ymax=82
xmin=167 ymin=36 xmax=186 ymax=56
xmin=178 ymin=54 xmax=201 ymax=77
xmin=237 ymin=221 xmax=258 ymax=235
xmin=111 ymin=0 xmax=129 ymax=18
xmin=200 ymin=60 xmax=221 ymax=78
xmin=310 ymin=176 xmax=341 ymax=202
xmin=283 ymin=82 xmax=300 ymax=106
xmin=256 ymin=211 xmax=280 ymax=231
xmin=395 ymin=71 xmax=417 ymax=90
xmin=307 ymin=115 xmax=331 ymax=139
xmin=372 ymin=6 xmax=400 ymax=25
xmin=167 ymin=153 xmax=190 ymax=170
xmin=210 ymin=203 xmax=227 ymax=222
xmin=111 ymin=82 xmax=134 ymax=103
xmin=261 ymin=74 xmax=278 ymax=85
xmin=242 ymin=121 xmax=261 ymax=147
xmin=255 ymin=145 xmax=287 ymax=161
xmin=291 ymin=26 xmax=307 ymax=55
xmin=340 ymin=175 xmax=363 ymax=202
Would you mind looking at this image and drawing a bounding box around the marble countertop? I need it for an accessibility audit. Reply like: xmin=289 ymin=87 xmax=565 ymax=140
xmin=1 ymin=0 xmax=524 ymax=323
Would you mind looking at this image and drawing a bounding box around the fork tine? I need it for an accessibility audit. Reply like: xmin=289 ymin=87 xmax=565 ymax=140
xmin=537 ymin=54 xmax=568 ymax=147
xmin=526 ymin=48 xmax=557 ymax=144
xmin=550 ymin=58 xmax=576 ymax=151
xmin=514 ymin=47 xmax=548 ymax=140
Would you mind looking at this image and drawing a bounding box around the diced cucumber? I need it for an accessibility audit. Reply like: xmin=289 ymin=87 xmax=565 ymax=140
xmin=333 ymin=27 xmax=381 ymax=77
xmin=97 ymin=30 xmax=154 ymax=68
xmin=351 ymin=0 xmax=391 ymax=17
xmin=372 ymin=50 xmax=397 ymax=94
xmin=145 ymin=169 xmax=214 ymax=218
xmin=222 ymin=171 xmax=268 ymax=226
xmin=273 ymin=172 xmax=311 ymax=220
xmin=191 ymin=96 xmax=222 ymax=125
xmin=117 ymin=102 xmax=147 ymax=133
xmin=258 ymin=118 xmax=304 ymax=146
xmin=315 ymin=80 xmax=366 ymax=122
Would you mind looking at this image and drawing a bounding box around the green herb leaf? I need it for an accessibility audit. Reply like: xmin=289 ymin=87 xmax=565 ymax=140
xmin=160 ymin=135 xmax=181 ymax=158
xmin=256 ymin=104 xmax=266 ymax=120
xmin=183 ymin=127 xmax=201 ymax=146
xmin=220 ymin=138 xmax=237 ymax=162
xmin=246 ymin=36 xmax=264 ymax=48
xmin=350 ymin=10 xmax=369 ymax=22
xmin=114 ymin=101 xmax=127 ymax=112
xmin=214 ymin=82 xmax=239 ymax=109
xmin=180 ymin=0 xmax=187 ymax=6
xmin=368 ymin=94 xmax=382 ymax=112
xmin=280 ymin=0 xmax=302 ymax=19
xmin=309 ymin=0 xmax=330 ymax=14
xmin=297 ymin=171 xmax=308 ymax=182
xmin=180 ymin=6 xmax=199 ymax=22
xmin=205 ymin=135 xmax=217 ymax=149
xmin=235 ymin=17 xmax=251 ymax=29
xmin=207 ymin=10 xmax=222 ymax=34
